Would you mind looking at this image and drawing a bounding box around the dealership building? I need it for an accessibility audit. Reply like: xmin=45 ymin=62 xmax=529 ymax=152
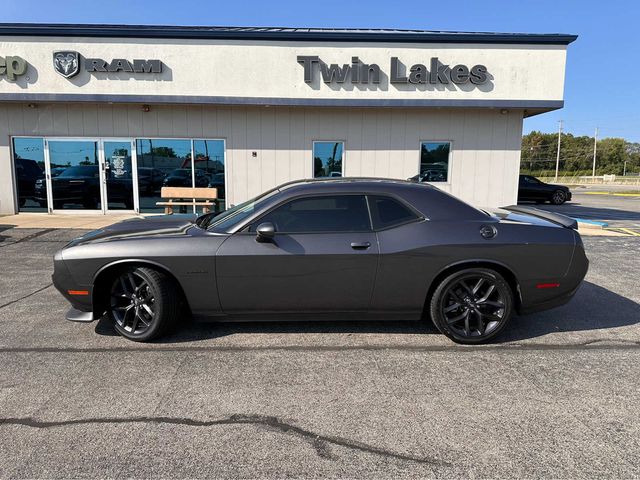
xmin=0 ymin=24 xmax=576 ymax=215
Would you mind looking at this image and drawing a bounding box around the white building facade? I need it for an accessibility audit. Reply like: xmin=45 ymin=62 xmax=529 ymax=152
xmin=0 ymin=25 xmax=576 ymax=214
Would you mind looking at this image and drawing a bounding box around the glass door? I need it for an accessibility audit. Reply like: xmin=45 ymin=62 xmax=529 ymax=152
xmin=47 ymin=139 xmax=102 ymax=212
xmin=102 ymin=140 xmax=137 ymax=212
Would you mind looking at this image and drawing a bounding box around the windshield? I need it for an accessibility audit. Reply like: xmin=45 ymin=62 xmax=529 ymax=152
xmin=197 ymin=187 xmax=281 ymax=231
xmin=58 ymin=166 xmax=98 ymax=177
xmin=169 ymin=169 xmax=191 ymax=177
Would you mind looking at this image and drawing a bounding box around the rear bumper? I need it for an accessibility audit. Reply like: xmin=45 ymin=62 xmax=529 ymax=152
xmin=518 ymin=240 xmax=588 ymax=315
xmin=517 ymin=283 xmax=582 ymax=315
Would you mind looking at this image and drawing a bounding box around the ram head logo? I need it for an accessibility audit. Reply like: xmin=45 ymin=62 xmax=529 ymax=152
xmin=53 ymin=51 xmax=80 ymax=78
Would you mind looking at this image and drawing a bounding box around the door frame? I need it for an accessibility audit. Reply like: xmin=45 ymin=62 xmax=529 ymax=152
xmin=42 ymin=137 xmax=138 ymax=214
xmin=101 ymin=138 xmax=139 ymax=214
xmin=45 ymin=137 xmax=104 ymax=215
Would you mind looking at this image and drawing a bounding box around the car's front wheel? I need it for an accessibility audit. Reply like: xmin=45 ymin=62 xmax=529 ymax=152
xmin=108 ymin=267 xmax=180 ymax=341
xmin=551 ymin=190 xmax=567 ymax=205
xmin=429 ymin=268 xmax=514 ymax=344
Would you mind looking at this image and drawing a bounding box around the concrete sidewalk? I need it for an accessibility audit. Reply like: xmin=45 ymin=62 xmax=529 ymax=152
xmin=0 ymin=213 xmax=140 ymax=229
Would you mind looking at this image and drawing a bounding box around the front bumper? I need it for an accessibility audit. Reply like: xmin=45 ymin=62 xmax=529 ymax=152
xmin=66 ymin=307 xmax=96 ymax=322
xmin=52 ymin=251 xmax=96 ymax=320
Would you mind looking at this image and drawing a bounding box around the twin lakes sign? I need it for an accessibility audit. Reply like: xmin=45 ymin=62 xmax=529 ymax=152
xmin=53 ymin=51 xmax=163 ymax=79
xmin=297 ymin=56 xmax=489 ymax=86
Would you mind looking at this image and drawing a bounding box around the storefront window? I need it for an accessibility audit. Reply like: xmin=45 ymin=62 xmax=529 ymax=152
xmin=194 ymin=139 xmax=225 ymax=210
xmin=313 ymin=141 xmax=344 ymax=178
xmin=12 ymin=137 xmax=46 ymax=212
xmin=136 ymin=139 xmax=192 ymax=213
xmin=418 ymin=142 xmax=451 ymax=183
xmin=48 ymin=140 xmax=101 ymax=210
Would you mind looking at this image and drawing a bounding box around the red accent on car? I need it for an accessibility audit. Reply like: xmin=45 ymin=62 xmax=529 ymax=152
xmin=67 ymin=290 xmax=89 ymax=295
xmin=536 ymin=283 xmax=560 ymax=289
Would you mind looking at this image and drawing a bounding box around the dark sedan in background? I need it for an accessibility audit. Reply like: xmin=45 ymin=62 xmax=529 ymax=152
xmin=518 ymin=175 xmax=572 ymax=205
xmin=53 ymin=178 xmax=588 ymax=344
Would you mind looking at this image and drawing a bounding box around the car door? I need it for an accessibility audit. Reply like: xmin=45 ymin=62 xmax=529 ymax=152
xmin=215 ymin=194 xmax=379 ymax=314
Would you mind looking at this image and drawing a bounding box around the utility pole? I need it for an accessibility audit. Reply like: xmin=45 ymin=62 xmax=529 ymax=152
xmin=623 ymin=160 xmax=627 ymax=176
xmin=592 ymin=127 xmax=598 ymax=178
xmin=555 ymin=120 xmax=563 ymax=182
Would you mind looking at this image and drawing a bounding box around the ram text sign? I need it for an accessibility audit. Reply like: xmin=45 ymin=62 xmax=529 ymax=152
xmin=297 ymin=56 xmax=489 ymax=86
xmin=53 ymin=51 xmax=163 ymax=78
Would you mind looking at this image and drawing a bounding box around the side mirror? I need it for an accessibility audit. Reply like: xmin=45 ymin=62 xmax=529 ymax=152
xmin=256 ymin=222 xmax=275 ymax=242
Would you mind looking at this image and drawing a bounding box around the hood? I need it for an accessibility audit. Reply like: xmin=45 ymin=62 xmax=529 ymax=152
xmin=67 ymin=214 xmax=198 ymax=247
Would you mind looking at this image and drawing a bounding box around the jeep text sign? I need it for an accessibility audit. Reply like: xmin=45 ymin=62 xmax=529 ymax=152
xmin=297 ymin=56 xmax=489 ymax=85
xmin=0 ymin=55 xmax=27 ymax=81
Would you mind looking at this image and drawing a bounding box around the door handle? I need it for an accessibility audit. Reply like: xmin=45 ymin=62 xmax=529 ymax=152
xmin=350 ymin=241 xmax=371 ymax=250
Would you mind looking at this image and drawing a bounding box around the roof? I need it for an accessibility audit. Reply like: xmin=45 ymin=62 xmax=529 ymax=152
xmin=0 ymin=23 xmax=578 ymax=45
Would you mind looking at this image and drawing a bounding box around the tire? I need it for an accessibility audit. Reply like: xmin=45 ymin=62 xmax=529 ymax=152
xmin=108 ymin=267 xmax=180 ymax=342
xmin=429 ymin=268 xmax=514 ymax=344
xmin=550 ymin=190 xmax=567 ymax=205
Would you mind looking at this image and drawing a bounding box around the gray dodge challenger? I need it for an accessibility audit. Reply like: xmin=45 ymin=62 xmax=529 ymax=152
xmin=53 ymin=178 xmax=588 ymax=344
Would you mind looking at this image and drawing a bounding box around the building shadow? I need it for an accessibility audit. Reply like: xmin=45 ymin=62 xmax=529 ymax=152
xmin=0 ymin=224 xmax=16 ymax=244
xmin=95 ymin=281 xmax=638 ymax=344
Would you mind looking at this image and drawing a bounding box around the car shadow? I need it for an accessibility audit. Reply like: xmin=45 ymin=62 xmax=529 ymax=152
xmin=94 ymin=316 xmax=440 ymax=341
xmin=95 ymin=281 xmax=638 ymax=344
xmin=497 ymin=281 xmax=639 ymax=342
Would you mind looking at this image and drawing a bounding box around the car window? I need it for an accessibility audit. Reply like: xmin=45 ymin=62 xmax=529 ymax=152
xmin=522 ymin=176 xmax=539 ymax=184
xmin=255 ymin=195 xmax=371 ymax=233
xmin=368 ymin=195 xmax=420 ymax=230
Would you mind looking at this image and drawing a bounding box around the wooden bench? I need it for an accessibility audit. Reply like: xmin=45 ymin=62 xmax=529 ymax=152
xmin=156 ymin=187 xmax=218 ymax=214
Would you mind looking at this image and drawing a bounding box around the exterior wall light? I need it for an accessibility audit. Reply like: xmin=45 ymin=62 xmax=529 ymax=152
xmin=142 ymin=104 xmax=150 ymax=112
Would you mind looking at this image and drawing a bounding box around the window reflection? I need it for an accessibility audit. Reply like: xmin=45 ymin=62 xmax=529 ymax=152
xmin=313 ymin=142 xmax=343 ymax=178
xmin=49 ymin=140 xmax=101 ymax=210
xmin=194 ymin=140 xmax=225 ymax=211
xmin=13 ymin=137 xmax=46 ymax=212
xmin=136 ymin=139 xmax=192 ymax=213
xmin=418 ymin=142 xmax=450 ymax=183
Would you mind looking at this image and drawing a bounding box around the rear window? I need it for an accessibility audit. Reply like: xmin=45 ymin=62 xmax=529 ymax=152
xmin=368 ymin=195 xmax=420 ymax=230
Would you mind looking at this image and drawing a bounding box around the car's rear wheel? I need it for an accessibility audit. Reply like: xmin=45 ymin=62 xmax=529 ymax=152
xmin=551 ymin=190 xmax=567 ymax=205
xmin=108 ymin=267 xmax=179 ymax=341
xmin=430 ymin=268 xmax=513 ymax=344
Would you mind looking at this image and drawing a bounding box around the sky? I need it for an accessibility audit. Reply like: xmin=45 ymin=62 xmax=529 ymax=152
xmin=4 ymin=0 xmax=639 ymax=142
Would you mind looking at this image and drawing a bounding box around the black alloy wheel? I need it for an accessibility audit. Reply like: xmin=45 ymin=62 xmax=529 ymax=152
xmin=108 ymin=267 xmax=179 ymax=341
xmin=551 ymin=190 xmax=567 ymax=205
xmin=430 ymin=268 xmax=513 ymax=344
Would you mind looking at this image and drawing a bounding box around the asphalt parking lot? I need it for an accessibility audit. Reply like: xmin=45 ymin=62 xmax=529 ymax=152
xmin=530 ymin=186 xmax=640 ymax=234
xmin=0 ymin=225 xmax=639 ymax=478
